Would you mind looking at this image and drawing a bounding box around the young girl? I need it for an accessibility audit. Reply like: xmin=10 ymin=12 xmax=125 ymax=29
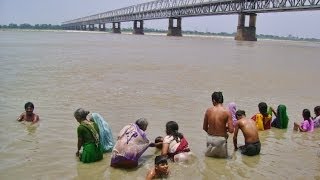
xmin=294 ymin=109 xmax=314 ymax=132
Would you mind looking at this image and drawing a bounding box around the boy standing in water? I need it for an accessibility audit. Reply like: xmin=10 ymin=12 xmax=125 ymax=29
xmin=233 ymin=110 xmax=261 ymax=156
xmin=17 ymin=102 xmax=39 ymax=124
xmin=146 ymin=155 xmax=169 ymax=180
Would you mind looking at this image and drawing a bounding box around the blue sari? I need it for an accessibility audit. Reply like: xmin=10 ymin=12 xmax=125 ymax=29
xmin=92 ymin=113 xmax=114 ymax=153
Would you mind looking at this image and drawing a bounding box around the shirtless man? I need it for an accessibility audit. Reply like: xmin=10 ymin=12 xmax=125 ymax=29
xmin=203 ymin=91 xmax=234 ymax=158
xmin=233 ymin=110 xmax=260 ymax=156
xmin=17 ymin=102 xmax=39 ymax=124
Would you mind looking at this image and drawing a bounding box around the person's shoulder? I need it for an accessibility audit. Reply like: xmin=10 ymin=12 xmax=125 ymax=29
xmin=163 ymin=135 xmax=173 ymax=143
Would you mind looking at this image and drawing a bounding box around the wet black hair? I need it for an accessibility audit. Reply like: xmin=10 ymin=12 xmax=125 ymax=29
xmin=155 ymin=136 xmax=163 ymax=143
xmin=166 ymin=121 xmax=183 ymax=143
xmin=314 ymin=106 xmax=320 ymax=115
xmin=155 ymin=155 xmax=168 ymax=165
xmin=211 ymin=91 xmax=224 ymax=104
xmin=24 ymin=102 xmax=34 ymax=110
xmin=235 ymin=110 xmax=246 ymax=119
xmin=258 ymin=102 xmax=268 ymax=116
xmin=302 ymin=109 xmax=311 ymax=121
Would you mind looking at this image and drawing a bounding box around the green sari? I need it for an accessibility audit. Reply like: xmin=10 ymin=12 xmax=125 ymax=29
xmin=77 ymin=122 xmax=103 ymax=163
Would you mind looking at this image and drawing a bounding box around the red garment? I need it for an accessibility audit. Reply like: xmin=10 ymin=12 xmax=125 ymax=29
xmin=167 ymin=137 xmax=190 ymax=160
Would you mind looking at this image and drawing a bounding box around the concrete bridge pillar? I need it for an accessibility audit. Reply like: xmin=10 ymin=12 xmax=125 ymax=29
xmin=112 ymin=22 xmax=121 ymax=33
xmin=133 ymin=20 xmax=144 ymax=35
xmin=81 ymin=25 xmax=87 ymax=31
xmin=99 ymin=23 xmax=106 ymax=31
xmin=235 ymin=13 xmax=257 ymax=41
xmin=167 ymin=17 xmax=182 ymax=36
xmin=89 ymin=24 xmax=95 ymax=31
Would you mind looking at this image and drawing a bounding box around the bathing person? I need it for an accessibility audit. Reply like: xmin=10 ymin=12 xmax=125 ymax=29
xmin=17 ymin=102 xmax=39 ymax=124
xmin=87 ymin=113 xmax=114 ymax=153
xmin=111 ymin=118 xmax=152 ymax=168
xmin=233 ymin=110 xmax=261 ymax=156
xmin=313 ymin=106 xmax=320 ymax=128
xmin=162 ymin=121 xmax=192 ymax=162
xmin=154 ymin=136 xmax=164 ymax=150
xmin=294 ymin=109 xmax=314 ymax=132
xmin=203 ymin=91 xmax=234 ymax=158
xmin=146 ymin=155 xmax=169 ymax=180
xmin=228 ymin=102 xmax=237 ymax=126
xmin=251 ymin=102 xmax=272 ymax=130
xmin=270 ymin=105 xmax=289 ymax=129
xmin=74 ymin=108 xmax=103 ymax=163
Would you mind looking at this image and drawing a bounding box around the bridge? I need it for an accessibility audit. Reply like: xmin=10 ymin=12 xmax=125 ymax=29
xmin=61 ymin=0 xmax=320 ymax=41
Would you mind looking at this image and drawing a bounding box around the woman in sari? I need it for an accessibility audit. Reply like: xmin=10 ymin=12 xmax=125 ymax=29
xmin=270 ymin=105 xmax=289 ymax=129
xmin=74 ymin=108 xmax=103 ymax=163
xmin=162 ymin=121 xmax=192 ymax=163
xmin=88 ymin=113 xmax=114 ymax=153
xmin=110 ymin=118 xmax=152 ymax=168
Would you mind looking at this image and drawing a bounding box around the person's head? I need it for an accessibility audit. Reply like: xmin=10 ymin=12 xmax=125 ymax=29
xmin=302 ymin=109 xmax=311 ymax=120
xmin=258 ymin=102 xmax=268 ymax=116
xmin=74 ymin=108 xmax=90 ymax=123
xmin=135 ymin=118 xmax=148 ymax=131
xmin=154 ymin=155 xmax=168 ymax=174
xmin=155 ymin=136 xmax=164 ymax=149
xmin=166 ymin=121 xmax=179 ymax=135
xmin=314 ymin=106 xmax=320 ymax=116
xmin=277 ymin=105 xmax=287 ymax=116
xmin=235 ymin=110 xmax=246 ymax=120
xmin=24 ymin=102 xmax=34 ymax=115
xmin=228 ymin=102 xmax=237 ymax=113
xmin=165 ymin=121 xmax=183 ymax=141
xmin=211 ymin=91 xmax=224 ymax=105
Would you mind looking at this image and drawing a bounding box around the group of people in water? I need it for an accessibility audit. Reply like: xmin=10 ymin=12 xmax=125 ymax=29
xmin=17 ymin=93 xmax=320 ymax=179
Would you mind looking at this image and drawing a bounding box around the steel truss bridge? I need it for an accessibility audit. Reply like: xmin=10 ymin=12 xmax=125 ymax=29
xmin=62 ymin=0 xmax=319 ymax=25
xmin=62 ymin=0 xmax=320 ymax=40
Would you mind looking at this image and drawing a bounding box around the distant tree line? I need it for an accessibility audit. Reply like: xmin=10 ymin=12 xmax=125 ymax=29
xmin=1 ymin=23 xmax=319 ymax=42
xmin=0 ymin=23 xmax=62 ymax=30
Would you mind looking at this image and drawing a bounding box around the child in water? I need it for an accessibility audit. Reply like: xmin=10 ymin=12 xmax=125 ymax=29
xmin=154 ymin=136 xmax=164 ymax=149
xmin=146 ymin=155 xmax=169 ymax=180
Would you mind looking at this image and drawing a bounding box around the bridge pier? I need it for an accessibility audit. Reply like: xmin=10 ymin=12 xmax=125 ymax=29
xmin=112 ymin=22 xmax=121 ymax=33
xmin=133 ymin=20 xmax=144 ymax=35
xmin=99 ymin=24 xmax=106 ymax=31
xmin=167 ymin=17 xmax=182 ymax=36
xmin=89 ymin=24 xmax=95 ymax=31
xmin=235 ymin=13 xmax=257 ymax=41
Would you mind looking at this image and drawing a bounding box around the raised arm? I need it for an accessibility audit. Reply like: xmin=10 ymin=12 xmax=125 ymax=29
xmin=270 ymin=107 xmax=277 ymax=117
xmin=17 ymin=113 xmax=24 ymax=121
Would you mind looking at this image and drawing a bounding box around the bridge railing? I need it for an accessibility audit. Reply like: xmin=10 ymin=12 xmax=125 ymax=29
xmin=62 ymin=0 xmax=320 ymax=26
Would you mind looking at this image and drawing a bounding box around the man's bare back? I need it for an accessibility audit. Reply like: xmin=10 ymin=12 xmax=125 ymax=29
xmin=236 ymin=118 xmax=259 ymax=144
xmin=203 ymin=104 xmax=234 ymax=137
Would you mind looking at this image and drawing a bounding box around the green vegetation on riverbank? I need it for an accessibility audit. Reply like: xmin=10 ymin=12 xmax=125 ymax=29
xmin=1 ymin=23 xmax=319 ymax=42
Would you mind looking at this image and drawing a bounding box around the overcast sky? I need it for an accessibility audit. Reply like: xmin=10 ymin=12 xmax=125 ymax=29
xmin=1 ymin=0 xmax=320 ymax=38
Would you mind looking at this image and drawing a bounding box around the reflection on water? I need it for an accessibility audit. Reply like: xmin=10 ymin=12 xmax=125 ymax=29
xmin=0 ymin=30 xmax=319 ymax=179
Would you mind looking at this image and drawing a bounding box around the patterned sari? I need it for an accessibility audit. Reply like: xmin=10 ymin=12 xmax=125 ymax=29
xmin=110 ymin=123 xmax=150 ymax=168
